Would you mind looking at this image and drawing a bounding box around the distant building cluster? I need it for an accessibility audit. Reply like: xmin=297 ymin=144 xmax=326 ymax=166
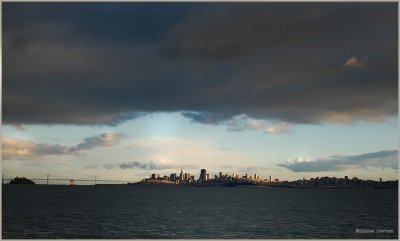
xmin=136 ymin=169 xmax=397 ymax=189
xmin=276 ymin=176 xmax=398 ymax=189
xmin=140 ymin=168 xmax=278 ymax=185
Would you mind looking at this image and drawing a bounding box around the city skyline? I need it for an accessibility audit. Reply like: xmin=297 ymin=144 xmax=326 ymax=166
xmin=135 ymin=167 xmax=398 ymax=189
xmin=2 ymin=2 xmax=398 ymax=182
xmin=3 ymin=167 xmax=396 ymax=185
xmin=143 ymin=168 xmax=395 ymax=183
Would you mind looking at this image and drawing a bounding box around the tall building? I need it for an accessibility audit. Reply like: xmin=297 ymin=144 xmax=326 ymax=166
xmin=151 ymin=174 xmax=156 ymax=179
xmin=200 ymin=169 xmax=207 ymax=182
xmin=206 ymin=173 xmax=210 ymax=180
xmin=170 ymin=173 xmax=177 ymax=181
xmin=269 ymin=176 xmax=273 ymax=182
xmin=183 ymin=173 xmax=190 ymax=181
xmin=219 ymin=172 xmax=222 ymax=179
xmin=179 ymin=169 xmax=183 ymax=181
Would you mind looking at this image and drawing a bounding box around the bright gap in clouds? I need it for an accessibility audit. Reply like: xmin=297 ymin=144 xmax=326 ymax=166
xmin=2 ymin=113 xmax=397 ymax=181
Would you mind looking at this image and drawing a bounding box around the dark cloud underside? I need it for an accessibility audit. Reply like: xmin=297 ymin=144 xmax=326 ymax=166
xmin=3 ymin=3 xmax=397 ymax=126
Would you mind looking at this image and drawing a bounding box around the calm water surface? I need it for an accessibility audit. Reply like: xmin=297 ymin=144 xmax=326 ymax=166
xmin=2 ymin=185 xmax=398 ymax=239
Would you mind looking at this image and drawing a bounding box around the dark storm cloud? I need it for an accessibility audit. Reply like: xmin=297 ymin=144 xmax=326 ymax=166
xmin=278 ymin=150 xmax=398 ymax=172
xmin=3 ymin=3 xmax=397 ymax=126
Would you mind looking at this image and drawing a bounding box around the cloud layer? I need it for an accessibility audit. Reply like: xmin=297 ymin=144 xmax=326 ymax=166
xmin=278 ymin=150 xmax=398 ymax=172
xmin=99 ymin=159 xmax=197 ymax=171
xmin=3 ymin=3 xmax=397 ymax=126
xmin=2 ymin=133 xmax=125 ymax=160
xmin=184 ymin=112 xmax=291 ymax=134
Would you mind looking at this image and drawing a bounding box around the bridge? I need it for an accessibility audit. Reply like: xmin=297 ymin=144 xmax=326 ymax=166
xmin=2 ymin=175 xmax=137 ymax=185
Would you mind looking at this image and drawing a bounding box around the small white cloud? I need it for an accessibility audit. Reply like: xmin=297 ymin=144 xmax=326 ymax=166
xmin=344 ymin=55 xmax=368 ymax=68
xmin=263 ymin=121 xmax=291 ymax=134
xmin=286 ymin=157 xmax=313 ymax=164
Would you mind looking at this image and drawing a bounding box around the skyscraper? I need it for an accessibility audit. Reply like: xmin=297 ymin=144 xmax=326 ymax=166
xmin=200 ymin=169 xmax=207 ymax=182
xmin=179 ymin=169 xmax=183 ymax=181
xmin=183 ymin=173 xmax=190 ymax=180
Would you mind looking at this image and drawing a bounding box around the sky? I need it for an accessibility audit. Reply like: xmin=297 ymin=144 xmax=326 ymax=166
xmin=2 ymin=2 xmax=398 ymax=182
